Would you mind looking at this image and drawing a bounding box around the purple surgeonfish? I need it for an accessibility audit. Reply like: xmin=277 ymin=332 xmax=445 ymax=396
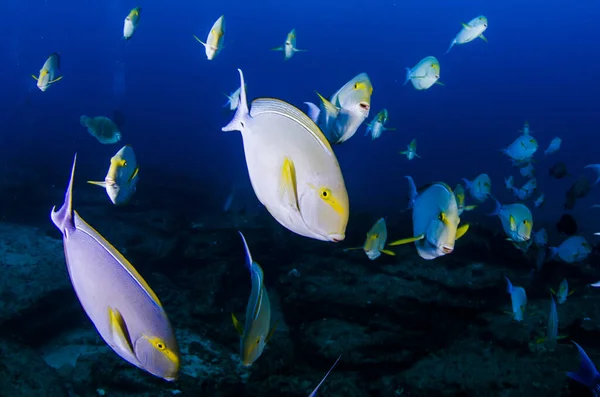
xmin=50 ymin=154 xmax=180 ymax=381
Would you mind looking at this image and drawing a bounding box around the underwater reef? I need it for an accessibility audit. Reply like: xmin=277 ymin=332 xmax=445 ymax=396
xmin=0 ymin=166 xmax=599 ymax=397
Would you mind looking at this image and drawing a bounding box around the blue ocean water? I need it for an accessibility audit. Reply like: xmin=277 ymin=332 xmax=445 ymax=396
xmin=1 ymin=0 xmax=600 ymax=395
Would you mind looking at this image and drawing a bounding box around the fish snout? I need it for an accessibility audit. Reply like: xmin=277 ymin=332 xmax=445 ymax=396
xmin=328 ymin=233 xmax=345 ymax=243
xmin=441 ymin=245 xmax=454 ymax=254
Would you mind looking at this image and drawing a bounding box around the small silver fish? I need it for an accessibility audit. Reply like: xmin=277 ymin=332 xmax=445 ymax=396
xmin=400 ymin=138 xmax=421 ymax=160
xmin=489 ymin=197 xmax=533 ymax=243
xmin=123 ymin=7 xmax=141 ymax=40
xmin=549 ymin=236 xmax=591 ymax=263
xmin=194 ymin=15 xmax=226 ymax=60
xmin=404 ymin=56 xmax=443 ymax=90
xmin=88 ymin=145 xmax=139 ymax=205
xmin=32 ymin=53 xmax=63 ymax=92
xmin=271 ymin=29 xmax=306 ymax=61
xmin=344 ymin=218 xmax=395 ymax=260
xmin=446 ymin=15 xmax=488 ymax=54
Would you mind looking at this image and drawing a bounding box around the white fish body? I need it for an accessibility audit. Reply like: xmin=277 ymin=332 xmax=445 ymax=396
xmin=362 ymin=218 xmax=393 ymax=260
xmin=549 ymin=236 xmax=591 ymax=263
xmin=405 ymin=56 xmax=441 ymax=90
xmin=88 ymin=145 xmax=139 ymax=205
xmin=365 ymin=109 xmax=394 ymax=140
xmin=123 ymin=7 xmax=141 ymax=40
xmin=222 ymin=69 xmax=349 ymax=242
xmin=490 ymin=199 xmax=533 ymax=242
xmin=505 ymin=277 xmax=527 ymax=322
xmin=554 ymin=278 xmax=569 ymax=305
xmin=512 ymin=178 xmax=537 ymax=201
xmin=272 ymin=29 xmax=306 ymax=61
xmin=544 ymin=137 xmax=562 ymax=156
xmin=446 ymin=16 xmax=488 ymax=53
xmin=503 ymin=135 xmax=538 ymax=161
xmin=400 ymin=139 xmax=420 ymax=160
xmin=194 ymin=15 xmax=225 ymax=60
xmin=462 ymin=173 xmax=491 ymax=203
xmin=32 ymin=53 xmax=62 ymax=92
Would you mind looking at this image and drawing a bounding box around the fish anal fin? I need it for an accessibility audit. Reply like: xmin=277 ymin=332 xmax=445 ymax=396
xmin=479 ymin=34 xmax=488 ymax=43
xmin=231 ymin=313 xmax=243 ymax=336
xmin=108 ymin=307 xmax=134 ymax=355
xmin=379 ymin=249 xmax=396 ymax=256
xmin=388 ymin=234 xmax=424 ymax=246
xmin=50 ymin=76 xmax=63 ymax=84
xmin=456 ymin=224 xmax=469 ymax=240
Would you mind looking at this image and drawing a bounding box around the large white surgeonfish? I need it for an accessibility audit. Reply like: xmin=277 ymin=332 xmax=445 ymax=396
xmin=389 ymin=176 xmax=469 ymax=260
xmin=446 ymin=15 xmax=488 ymax=54
xmin=222 ymin=69 xmax=349 ymax=242
xmin=50 ymin=154 xmax=180 ymax=381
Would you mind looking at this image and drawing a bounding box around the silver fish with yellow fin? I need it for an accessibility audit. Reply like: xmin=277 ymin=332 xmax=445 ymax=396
xmin=461 ymin=173 xmax=491 ymax=203
xmin=344 ymin=218 xmax=395 ymax=260
xmin=404 ymin=56 xmax=443 ymax=90
xmin=365 ymin=109 xmax=396 ymax=140
xmin=272 ymin=29 xmax=306 ymax=61
xmin=389 ymin=176 xmax=469 ymax=260
xmin=50 ymin=154 xmax=179 ymax=380
xmin=399 ymin=138 xmax=421 ymax=160
xmin=194 ymin=15 xmax=225 ymax=60
xmin=305 ymin=73 xmax=373 ymax=144
xmin=232 ymin=232 xmax=277 ymax=366
xmin=88 ymin=145 xmax=139 ymax=206
xmin=32 ymin=53 xmax=63 ymax=92
xmin=222 ymin=69 xmax=349 ymax=242
xmin=454 ymin=183 xmax=477 ymax=216
xmin=123 ymin=7 xmax=141 ymax=40
xmin=446 ymin=15 xmax=488 ymax=54
xmin=488 ymin=196 xmax=532 ymax=243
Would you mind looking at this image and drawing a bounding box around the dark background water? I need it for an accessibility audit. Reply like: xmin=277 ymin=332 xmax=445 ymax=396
xmin=1 ymin=0 xmax=599 ymax=237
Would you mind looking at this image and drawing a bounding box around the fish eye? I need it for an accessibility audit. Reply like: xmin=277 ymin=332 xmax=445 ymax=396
xmin=240 ymin=121 xmax=245 ymax=128
xmin=155 ymin=341 xmax=166 ymax=350
xmin=354 ymin=83 xmax=358 ymax=89
xmin=320 ymin=188 xmax=330 ymax=199
xmin=256 ymin=338 xmax=261 ymax=345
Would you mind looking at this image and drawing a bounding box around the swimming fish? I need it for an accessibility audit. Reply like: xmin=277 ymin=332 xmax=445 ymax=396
xmin=534 ymin=193 xmax=545 ymax=208
xmin=50 ymin=154 xmax=179 ymax=380
xmin=549 ymin=161 xmax=570 ymax=179
xmin=308 ymin=355 xmax=342 ymax=397
xmin=454 ymin=183 xmax=477 ymax=216
xmin=537 ymin=297 xmax=559 ymax=350
xmin=462 ymin=173 xmax=491 ymax=203
xmin=505 ymin=277 xmax=527 ymax=322
xmin=399 ymin=138 xmax=421 ymax=160
xmin=519 ymin=163 xmax=535 ymax=179
xmin=511 ymin=178 xmax=537 ymax=201
xmin=222 ymin=69 xmax=349 ymax=242
xmin=305 ymin=73 xmax=373 ymax=144
xmin=344 ymin=218 xmax=395 ymax=260
xmin=223 ymin=85 xmax=245 ymax=111
xmin=389 ymin=177 xmax=469 ymax=260
xmin=194 ymin=15 xmax=226 ymax=60
xmin=271 ymin=29 xmax=306 ymax=61
xmin=502 ymin=135 xmax=538 ymax=162
xmin=551 ymin=278 xmax=574 ymax=305
xmin=519 ymin=121 xmax=533 ymax=136
xmin=231 ymin=232 xmax=276 ymax=366
xmin=549 ymin=236 xmax=592 ymax=263
xmin=87 ymin=145 xmax=139 ymax=206
xmin=567 ymin=341 xmax=600 ymax=394
xmin=585 ymin=164 xmax=600 ymax=185
xmin=533 ymin=228 xmax=548 ymax=248
xmin=32 ymin=53 xmax=63 ymax=92
xmin=544 ymin=137 xmax=561 ymax=156
xmin=404 ymin=56 xmax=443 ymax=90
xmin=123 ymin=7 xmax=141 ymax=40
xmin=80 ymin=115 xmax=122 ymax=144
xmin=446 ymin=16 xmax=488 ymax=54
xmin=489 ymin=197 xmax=533 ymax=243
xmin=365 ymin=109 xmax=396 ymax=140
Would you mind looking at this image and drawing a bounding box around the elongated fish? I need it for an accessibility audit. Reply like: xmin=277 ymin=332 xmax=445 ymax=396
xmin=446 ymin=16 xmax=488 ymax=54
xmin=222 ymin=69 xmax=349 ymax=242
xmin=123 ymin=7 xmax=141 ymax=40
xmin=194 ymin=15 xmax=225 ymax=60
xmin=272 ymin=29 xmax=306 ymax=61
xmin=32 ymin=53 xmax=63 ymax=92
xmin=50 ymin=154 xmax=179 ymax=380
xmin=505 ymin=277 xmax=527 ymax=322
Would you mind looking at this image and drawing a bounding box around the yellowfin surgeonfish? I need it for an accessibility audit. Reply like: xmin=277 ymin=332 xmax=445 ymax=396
xmin=404 ymin=56 xmax=443 ymax=90
xmin=123 ymin=7 xmax=141 ymax=40
xmin=32 ymin=53 xmax=63 ymax=92
xmin=446 ymin=15 xmax=488 ymax=54
xmin=454 ymin=183 xmax=477 ymax=216
xmin=271 ymin=29 xmax=306 ymax=61
xmin=51 ymin=154 xmax=180 ymax=380
xmin=344 ymin=218 xmax=395 ymax=260
xmin=305 ymin=73 xmax=373 ymax=144
xmin=399 ymin=138 xmax=421 ymax=160
xmin=222 ymin=69 xmax=349 ymax=242
xmin=461 ymin=173 xmax=491 ymax=203
xmin=549 ymin=236 xmax=592 ymax=263
xmin=389 ymin=176 xmax=469 ymax=260
xmin=505 ymin=277 xmax=527 ymax=322
xmin=489 ymin=197 xmax=533 ymax=243
xmin=88 ymin=145 xmax=139 ymax=206
xmin=232 ymin=232 xmax=276 ymax=366
xmin=365 ymin=109 xmax=396 ymax=140
xmin=193 ymin=15 xmax=225 ymax=60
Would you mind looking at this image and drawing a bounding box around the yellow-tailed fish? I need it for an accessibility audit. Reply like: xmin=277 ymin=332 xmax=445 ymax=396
xmin=399 ymin=138 xmax=421 ymax=160
xmin=544 ymin=137 xmax=561 ymax=156
xmin=549 ymin=236 xmax=591 ymax=263
xmin=344 ymin=218 xmax=395 ymax=260
xmin=32 ymin=53 xmax=63 ymax=92
xmin=461 ymin=173 xmax=491 ymax=203
xmin=389 ymin=176 xmax=469 ymax=260
xmin=454 ymin=183 xmax=477 ymax=216
xmin=223 ymin=84 xmax=245 ymax=111
xmin=404 ymin=56 xmax=443 ymax=90
xmin=232 ymin=232 xmax=276 ymax=366
xmin=50 ymin=154 xmax=179 ymax=380
xmin=88 ymin=145 xmax=139 ymax=206
xmin=551 ymin=278 xmax=574 ymax=305
xmin=80 ymin=115 xmax=122 ymax=144
xmin=446 ymin=16 xmax=488 ymax=54
xmin=304 ymin=73 xmax=373 ymax=144
xmin=308 ymin=355 xmax=342 ymax=397
xmin=193 ymin=15 xmax=225 ymax=60
xmin=488 ymin=196 xmax=532 ymax=243
xmin=222 ymin=69 xmax=349 ymax=242
xmin=271 ymin=29 xmax=306 ymax=61
xmin=519 ymin=121 xmax=533 ymax=136
xmin=505 ymin=277 xmax=526 ymax=322
xmin=123 ymin=7 xmax=141 ymax=40
xmin=364 ymin=109 xmax=396 ymax=140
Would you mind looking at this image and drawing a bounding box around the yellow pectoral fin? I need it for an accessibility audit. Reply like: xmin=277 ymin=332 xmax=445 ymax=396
xmin=231 ymin=313 xmax=243 ymax=336
xmin=388 ymin=235 xmax=424 ymax=246
xmin=479 ymin=34 xmax=488 ymax=43
xmin=379 ymin=249 xmax=396 ymax=256
xmin=129 ymin=166 xmax=139 ymax=182
xmin=456 ymin=224 xmax=469 ymax=240
xmin=509 ymin=215 xmax=516 ymax=231
xmin=343 ymin=247 xmax=364 ymax=252
xmin=108 ymin=307 xmax=134 ymax=354
xmin=31 ymin=75 xmax=39 ymax=81
xmin=535 ymin=337 xmax=546 ymax=344
xmin=385 ymin=127 xmax=397 ymax=131
xmin=550 ymin=288 xmax=556 ymax=295
xmin=315 ymin=91 xmax=339 ymax=117
xmin=279 ymin=157 xmax=299 ymax=211
xmin=465 ymin=205 xmax=477 ymax=211
xmin=50 ymin=76 xmax=63 ymax=84
xmin=568 ymin=289 xmax=576 ymax=296
xmin=193 ymin=35 xmax=206 ymax=46
xmin=87 ymin=181 xmax=107 ymax=188
xmin=435 ymin=81 xmax=445 ymax=86
xmin=461 ymin=22 xmax=471 ymax=29
xmin=265 ymin=320 xmax=279 ymax=344
xmin=271 ymin=46 xmax=283 ymax=51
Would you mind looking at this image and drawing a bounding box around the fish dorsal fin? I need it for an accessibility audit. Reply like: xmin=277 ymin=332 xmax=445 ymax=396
xmin=456 ymin=224 xmax=469 ymax=240
xmin=231 ymin=313 xmax=243 ymax=336
xmin=388 ymin=234 xmax=425 ymax=246
xmin=279 ymin=157 xmax=300 ymax=212
xmin=250 ymin=98 xmax=334 ymax=155
xmin=308 ymin=355 xmax=342 ymax=397
xmin=461 ymin=22 xmax=471 ymax=29
xmin=108 ymin=307 xmax=135 ymax=355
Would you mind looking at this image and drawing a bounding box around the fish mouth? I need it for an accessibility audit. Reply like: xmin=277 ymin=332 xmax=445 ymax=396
xmin=328 ymin=233 xmax=345 ymax=243
xmin=441 ymin=245 xmax=453 ymax=254
xmin=358 ymin=102 xmax=370 ymax=112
